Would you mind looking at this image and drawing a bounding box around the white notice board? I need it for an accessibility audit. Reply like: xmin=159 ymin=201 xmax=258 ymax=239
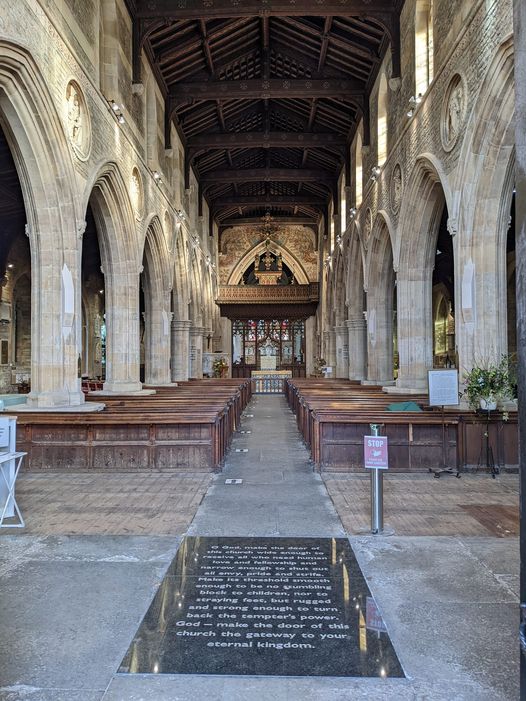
xmin=428 ymin=369 xmax=459 ymax=407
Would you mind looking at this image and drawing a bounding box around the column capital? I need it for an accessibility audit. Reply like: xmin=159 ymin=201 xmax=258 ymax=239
xmin=172 ymin=319 xmax=192 ymax=330
xmin=345 ymin=318 xmax=367 ymax=330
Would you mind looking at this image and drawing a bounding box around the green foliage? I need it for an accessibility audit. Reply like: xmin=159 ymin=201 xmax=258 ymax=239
xmin=212 ymin=357 xmax=229 ymax=377
xmin=462 ymin=357 xmax=514 ymax=409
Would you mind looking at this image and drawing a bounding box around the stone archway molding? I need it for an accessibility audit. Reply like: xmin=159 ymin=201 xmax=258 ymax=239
xmin=0 ymin=40 xmax=85 ymax=407
xmin=227 ymin=240 xmax=310 ymax=286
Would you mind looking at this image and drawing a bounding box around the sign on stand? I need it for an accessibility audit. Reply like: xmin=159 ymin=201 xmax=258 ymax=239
xmin=363 ymin=435 xmax=389 ymax=469
xmin=428 ymin=369 xmax=459 ymax=407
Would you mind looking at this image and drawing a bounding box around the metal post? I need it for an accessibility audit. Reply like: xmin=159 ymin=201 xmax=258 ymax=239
xmin=370 ymin=423 xmax=384 ymax=534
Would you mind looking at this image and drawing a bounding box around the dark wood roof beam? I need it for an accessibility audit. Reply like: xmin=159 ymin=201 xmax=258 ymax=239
xmin=199 ymin=21 xmax=216 ymax=76
xmin=186 ymin=132 xmax=348 ymax=151
xmin=135 ymin=1 xmax=397 ymax=19
xmin=211 ymin=195 xmax=327 ymax=209
xmin=219 ymin=216 xmax=318 ymax=227
xmin=170 ymin=78 xmax=365 ymax=104
xmin=201 ymin=167 xmax=335 ymax=185
xmin=318 ymin=17 xmax=333 ymax=72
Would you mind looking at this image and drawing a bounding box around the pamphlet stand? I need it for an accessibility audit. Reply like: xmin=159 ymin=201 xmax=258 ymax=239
xmin=0 ymin=416 xmax=26 ymax=528
xmin=427 ymin=370 xmax=461 ymax=479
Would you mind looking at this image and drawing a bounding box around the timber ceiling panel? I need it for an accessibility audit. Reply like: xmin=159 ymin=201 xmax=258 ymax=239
xmin=130 ymin=1 xmax=402 ymax=230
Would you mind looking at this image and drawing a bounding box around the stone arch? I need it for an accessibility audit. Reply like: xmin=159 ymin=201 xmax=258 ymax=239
xmin=0 ymin=40 xmax=82 ymax=406
xmin=87 ymin=162 xmax=142 ymax=392
xmin=141 ymin=214 xmax=172 ymax=384
xmin=345 ymin=225 xmax=367 ymax=380
xmin=396 ymin=155 xmax=450 ymax=389
xmin=365 ymin=212 xmax=396 ymax=383
xmin=227 ymin=240 xmax=310 ymax=286
xmin=456 ymin=36 xmax=515 ymax=367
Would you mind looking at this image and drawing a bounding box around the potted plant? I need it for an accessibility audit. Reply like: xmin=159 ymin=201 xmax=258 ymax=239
xmin=462 ymin=357 xmax=513 ymax=410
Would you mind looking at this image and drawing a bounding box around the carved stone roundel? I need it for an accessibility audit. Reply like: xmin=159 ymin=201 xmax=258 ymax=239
xmin=65 ymin=80 xmax=91 ymax=160
xmin=441 ymin=74 xmax=466 ymax=152
xmin=390 ymin=163 xmax=402 ymax=214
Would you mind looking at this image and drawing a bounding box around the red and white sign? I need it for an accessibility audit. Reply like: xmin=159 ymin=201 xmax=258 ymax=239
xmin=363 ymin=435 xmax=388 ymax=469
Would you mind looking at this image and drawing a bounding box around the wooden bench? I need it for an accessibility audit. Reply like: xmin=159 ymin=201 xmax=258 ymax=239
xmin=8 ymin=379 xmax=252 ymax=472
xmin=286 ymin=378 xmax=518 ymax=472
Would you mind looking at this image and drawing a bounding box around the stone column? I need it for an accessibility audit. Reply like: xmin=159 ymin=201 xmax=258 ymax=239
xmin=144 ymin=306 xmax=172 ymax=385
xmin=189 ymin=325 xmax=205 ymax=379
xmin=171 ymin=319 xmax=191 ymax=382
xmin=102 ymin=270 xmax=143 ymax=393
xmin=393 ymin=269 xmax=432 ymax=392
xmin=334 ymin=325 xmax=349 ymax=378
xmin=25 ymin=244 xmax=86 ymax=407
xmin=346 ymin=317 xmax=367 ymax=381
xmin=366 ymin=297 xmax=394 ymax=384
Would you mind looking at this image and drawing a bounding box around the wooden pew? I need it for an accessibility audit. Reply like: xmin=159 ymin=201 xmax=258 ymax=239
xmin=285 ymin=378 xmax=518 ymax=473
xmin=8 ymin=379 xmax=252 ymax=472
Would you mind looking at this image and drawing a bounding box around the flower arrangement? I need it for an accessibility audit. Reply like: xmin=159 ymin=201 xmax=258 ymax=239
xmin=462 ymin=357 xmax=513 ymax=410
xmin=212 ymin=357 xmax=229 ymax=378
xmin=313 ymin=357 xmax=327 ymax=378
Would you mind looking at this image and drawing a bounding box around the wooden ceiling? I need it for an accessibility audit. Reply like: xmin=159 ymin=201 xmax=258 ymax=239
xmin=129 ymin=1 xmax=403 ymax=234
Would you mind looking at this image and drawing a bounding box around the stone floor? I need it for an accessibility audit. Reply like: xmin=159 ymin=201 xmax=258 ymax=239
xmin=0 ymin=394 xmax=520 ymax=700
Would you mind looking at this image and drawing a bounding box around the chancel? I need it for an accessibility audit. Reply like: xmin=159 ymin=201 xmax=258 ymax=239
xmin=0 ymin=0 xmax=524 ymax=699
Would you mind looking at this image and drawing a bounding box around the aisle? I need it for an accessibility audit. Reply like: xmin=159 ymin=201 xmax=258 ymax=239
xmin=188 ymin=394 xmax=345 ymax=537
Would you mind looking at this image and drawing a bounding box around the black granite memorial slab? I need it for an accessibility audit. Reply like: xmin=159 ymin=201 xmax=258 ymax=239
xmin=119 ymin=537 xmax=404 ymax=678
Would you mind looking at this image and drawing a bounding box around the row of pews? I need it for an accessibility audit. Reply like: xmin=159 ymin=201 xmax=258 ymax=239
xmin=285 ymin=379 xmax=519 ymax=472
xmin=8 ymin=379 xmax=252 ymax=472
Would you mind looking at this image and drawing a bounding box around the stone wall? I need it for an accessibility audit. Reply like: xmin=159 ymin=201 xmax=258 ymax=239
xmin=322 ymin=0 xmax=515 ymax=391
xmin=0 ymin=0 xmax=219 ymax=398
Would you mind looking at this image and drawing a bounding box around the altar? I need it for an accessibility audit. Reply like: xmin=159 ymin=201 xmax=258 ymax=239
xmin=251 ymin=370 xmax=292 ymax=394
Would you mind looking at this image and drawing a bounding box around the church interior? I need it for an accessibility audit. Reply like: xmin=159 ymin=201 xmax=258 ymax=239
xmin=0 ymin=0 xmax=525 ymax=699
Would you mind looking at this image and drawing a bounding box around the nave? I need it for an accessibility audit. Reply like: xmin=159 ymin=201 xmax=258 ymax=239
xmin=0 ymin=394 xmax=518 ymax=700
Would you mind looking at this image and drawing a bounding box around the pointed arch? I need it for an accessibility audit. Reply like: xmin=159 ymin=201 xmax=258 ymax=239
xmin=0 ymin=40 xmax=82 ymax=405
xmin=87 ymin=162 xmax=142 ymax=392
xmin=366 ymin=212 xmax=396 ymax=382
xmin=227 ymin=240 xmax=310 ymax=286
xmin=396 ymin=155 xmax=450 ymax=389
